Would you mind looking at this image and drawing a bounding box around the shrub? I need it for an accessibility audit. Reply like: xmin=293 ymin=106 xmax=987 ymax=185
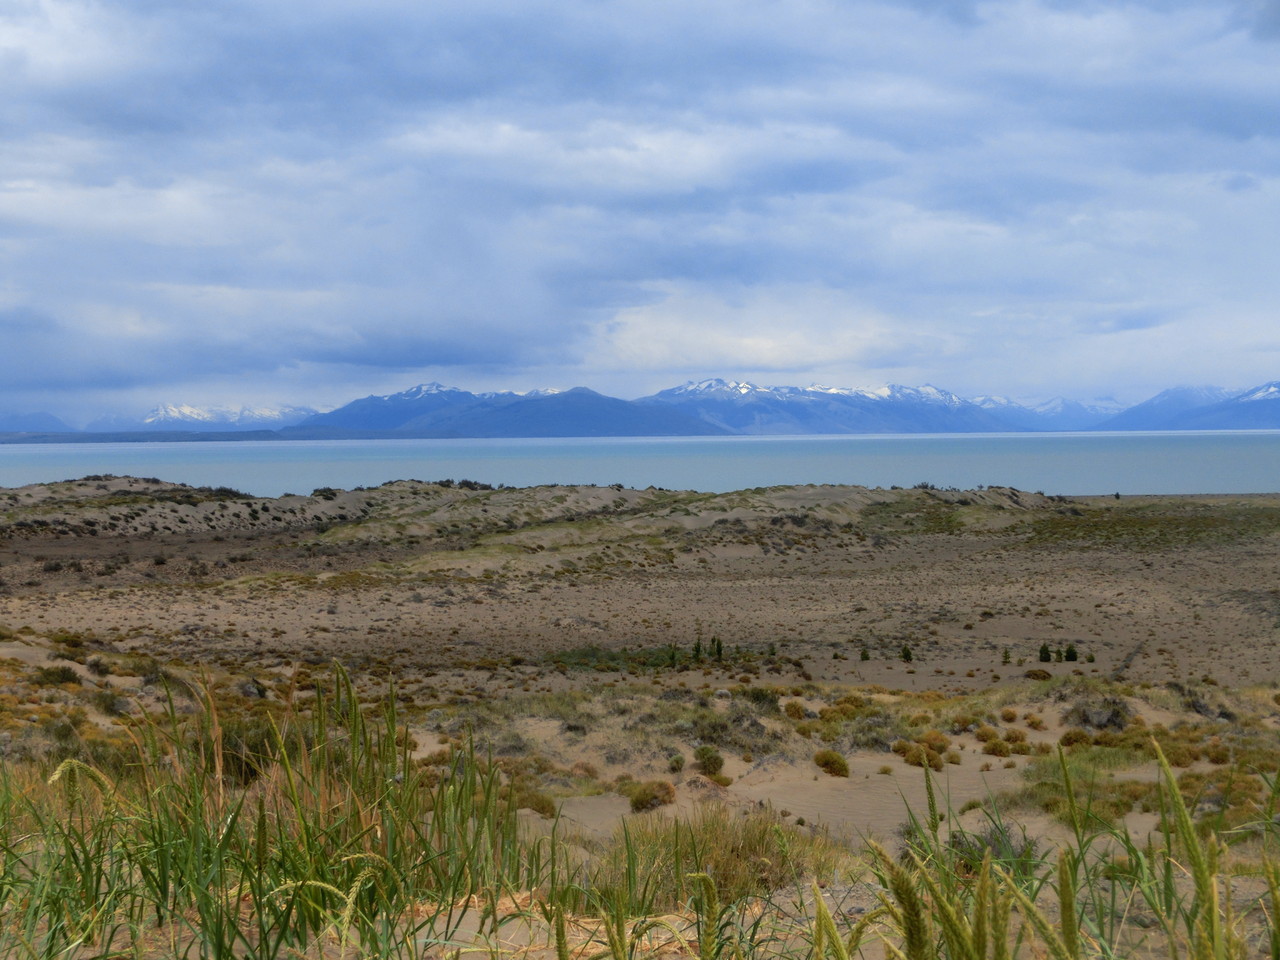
xmin=739 ymin=687 xmax=780 ymax=713
xmin=1163 ymin=744 xmax=1196 ymax=767
xmin=1038 ymin=644 xmax=1052 ymax=663
xmin=514 ymin=788 xmax=557 ymax=818
xmin=628 ymin=780 xmax=676 ymax=813
xmin=693 ymin=745 xmax=724 ymax=776
xmin=1204 ymin=740 xmax=1230 ymax=765
xmin=982 ymin=739 xmax=1011 ymax=758
xmin=667 ymin=753 xmax=686 ymax=773
xmin=918 ymin=728 xmax=951 ymax=754
xmin=974 ymin=725 xmax=1000 ymax=743
xmin=813 ymin=749 xmax=849 ymax=778
xmin=904 ymin=745 xmax=944 ymax=771
xmin=1059 ymin=728 xmax=1092 ymax=748
xmin=948 ymin=823 xmax=1041 ymax=878
xmin=90 ymin=688 xmax=128 ymax=717
xmin=32 ymin=665 xmax=79 ymax=686
xmin=783 ymin=701 xmax=806 ymax=720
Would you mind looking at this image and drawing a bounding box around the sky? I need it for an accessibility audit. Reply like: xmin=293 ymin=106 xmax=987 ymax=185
xmin=2 ymin=0 xmax=1279 ymax=423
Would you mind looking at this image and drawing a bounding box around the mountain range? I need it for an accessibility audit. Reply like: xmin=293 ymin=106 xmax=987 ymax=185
xmin=84 ymin=404 xmax=320 ymax=433
xmin=4 ymin=379 xmax=1280 ymax=440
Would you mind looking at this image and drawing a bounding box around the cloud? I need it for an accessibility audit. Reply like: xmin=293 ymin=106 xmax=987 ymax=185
xmin=584 ymin=283 xmax=907 ymax=374
xmin=1 ymin=0 xmax=1279 ymax=417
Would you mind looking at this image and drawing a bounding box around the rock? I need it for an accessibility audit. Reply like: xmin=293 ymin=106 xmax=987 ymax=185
xmin=239 ymin=678 xmax=268 ymax=699
xmin=1061 ymin=697 xmax=1132 ymax=731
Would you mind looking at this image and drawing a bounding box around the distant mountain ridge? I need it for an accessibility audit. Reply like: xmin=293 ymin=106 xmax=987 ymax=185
xmin=289 ymin=384 xmax=723 ymax=438
xmin=635 ymin=379 xmax=1010 ymax=434
xmin=87 ymin=404 xmax=318 ymax=433
xmin=5 ymin=377 xmax=1280 ymax=441
xmin=0 ymin=411 xmax=74 ymax=433
xmin=1158 ymin=381 xmax=1280 ymax=430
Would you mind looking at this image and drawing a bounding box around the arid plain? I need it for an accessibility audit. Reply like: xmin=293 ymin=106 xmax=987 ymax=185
xmin=2 ymin=475 xmax=1279 ymax=842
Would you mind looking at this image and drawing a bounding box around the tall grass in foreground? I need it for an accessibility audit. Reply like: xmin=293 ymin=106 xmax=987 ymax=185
xmin=1 ymin=670 xmax=1278 ymax=959
xmin=0 ymin=667 xmax=547 ymax=959
xmin=870 ymin=747 xmax=1280 ymax=960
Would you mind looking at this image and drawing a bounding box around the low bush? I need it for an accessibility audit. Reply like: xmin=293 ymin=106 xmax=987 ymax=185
xmin=813 ymin=748 xmax=849 ymax=777
xmin=693 ymin=744 xmax=724 ymax=776
xmin=32 ymin=665 xmax=79 ymax=686
xmin=1059 ymin=728 xmax=1092 ymax=747
xmin=627 ymin=780 xmax=676 ymax=813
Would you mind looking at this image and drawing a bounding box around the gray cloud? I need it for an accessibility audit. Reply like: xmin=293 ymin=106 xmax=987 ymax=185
xmin=1 ymin=0 xmax=1279 ymax=417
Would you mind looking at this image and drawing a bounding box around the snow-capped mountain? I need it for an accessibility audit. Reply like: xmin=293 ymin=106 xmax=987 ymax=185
xmin=88 ymin=404 xmax=317 ymax=433
xmin=1097 ymin=386 xmax=1234 ymax=430
xmin=969 ymin=394 xmax=1125 ymax=431
xmin=1162 ymin=381 xmax=1280 ymax=429
xmin=637 ymin=380 xmax=1009 ymax=434
xmin=864 ymin=383 xmax=971 ymax=407
xmin=144 ymin=404 xmax=317 ymax=429
xmin=1026 ymin=397 xmax=1124 ymax=431
xmin=291 ymin=383 xmax=479 ymax=432
xmin=1232 ymin=381 xmax=1280 ymax=404
xmin=656 ymin=378 xmax=807 ymax=399
xmin=25 ymin=376 xmax=1280 ymax=442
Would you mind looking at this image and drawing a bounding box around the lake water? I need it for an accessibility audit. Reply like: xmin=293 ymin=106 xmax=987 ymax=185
xmin=1 ymin=432 xmax=1278 ymax=497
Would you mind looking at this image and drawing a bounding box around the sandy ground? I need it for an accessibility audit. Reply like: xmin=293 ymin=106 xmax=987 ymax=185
xmin=2 ymin=476 xmax=1279 ymax=842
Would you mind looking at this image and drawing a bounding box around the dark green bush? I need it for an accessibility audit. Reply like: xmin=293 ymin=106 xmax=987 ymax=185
xmin=693 ymin=745 xmax=724 ymax=776
xmin=32 ymin=665 xmax=80 ymax=686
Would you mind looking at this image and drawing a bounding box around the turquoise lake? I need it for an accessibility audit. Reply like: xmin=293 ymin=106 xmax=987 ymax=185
xmin=1 ymin=432 xmax=1278 ymax=497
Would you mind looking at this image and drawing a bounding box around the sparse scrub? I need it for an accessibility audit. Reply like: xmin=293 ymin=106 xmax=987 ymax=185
xmin=5 ymin=483 xmax=1280 ymax=959
xmin=813 ymin=748 xmax=849 ymax=777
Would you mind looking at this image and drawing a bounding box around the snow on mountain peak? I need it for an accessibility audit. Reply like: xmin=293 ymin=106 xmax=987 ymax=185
xmin=668 ymin=378 xmax=765 ymax=396
xmin=1031 ymin=396 xmax=1124 ymax=417
xmin=1234 ymin=381 xmax=1280 ymax=403
xmin=144 ymin=404 xmax=222 ymax=424
xmin=969 ymin=395 xmax=1019 ymax=409
xmin=140 ymin=404 xmax=316 ymax=427
xmin=864 ymin=384 xmax=965 ymax=406
xmin=384 ymin=382 xmax=465 ymax=400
